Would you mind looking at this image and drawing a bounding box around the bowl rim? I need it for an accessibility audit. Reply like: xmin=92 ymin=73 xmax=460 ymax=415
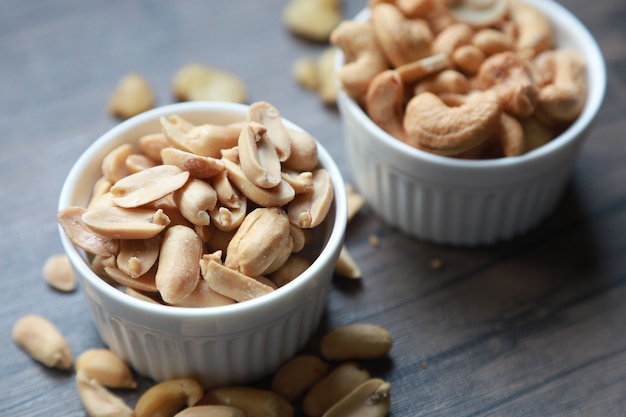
xmin=58 ymin=101 xmax=348 ymax=321
xmin=337 ymin=0 xmax=607 ymax=171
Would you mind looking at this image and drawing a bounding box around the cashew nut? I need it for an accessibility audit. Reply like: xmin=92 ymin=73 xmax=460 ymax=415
xmin=509 ymin=0 xmax=553 ymax=58
xmin=448 ymin=0 xmax=508 ymax=27
xmin=330 ymin=20 xmax=389 ymax=101
xmin=404 ymin=90 xmax=501 ymax=155
xmin=365 ymin=70 xmax=407 ymax=142
xmin=371 ymin=3 xmax=433 ymax=67
xmin=282 ymin=0 xmax=342 ymax=42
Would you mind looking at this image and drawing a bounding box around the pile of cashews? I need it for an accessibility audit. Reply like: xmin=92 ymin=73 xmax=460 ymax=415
xmin=331 ymin=0 xmax=588 ymax=158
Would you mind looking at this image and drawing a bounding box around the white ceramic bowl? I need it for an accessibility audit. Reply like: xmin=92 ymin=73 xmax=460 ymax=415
xmin=58 ymin=102 xmax=347 ymax=388
xmin=337 ymin=0 xmax=606 ymax=246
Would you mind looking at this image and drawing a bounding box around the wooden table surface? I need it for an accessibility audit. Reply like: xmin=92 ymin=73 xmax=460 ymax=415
xmin=2 ymin=0 xmax=625 ymax=416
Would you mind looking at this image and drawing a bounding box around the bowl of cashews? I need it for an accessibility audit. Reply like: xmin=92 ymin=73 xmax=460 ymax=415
xmin=58 ymin=101 xmax=348 ymax=388
xmin=333 ymin=0 xmax=606 ymax=246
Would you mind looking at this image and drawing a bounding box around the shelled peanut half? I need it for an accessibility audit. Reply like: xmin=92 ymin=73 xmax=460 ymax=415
xmin=58 ymin=101 xmax=337 ymax=308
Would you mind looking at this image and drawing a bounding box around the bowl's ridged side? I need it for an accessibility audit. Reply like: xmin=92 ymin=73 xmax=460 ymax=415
xmin=84 ymin=283 xmax=327 ymax=388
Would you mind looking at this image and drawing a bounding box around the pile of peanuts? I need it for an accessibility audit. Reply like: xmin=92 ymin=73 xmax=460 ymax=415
xmin=12 ymin=314 xmax=393 ymax=417
xmin=58 ymin=101 xmax=336 ymax=307
xmin=331 ymin=0 xmax=589 ymax=159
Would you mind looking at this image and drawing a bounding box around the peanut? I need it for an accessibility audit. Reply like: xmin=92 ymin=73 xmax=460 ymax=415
xmin=322 ymin=378 xmax=391 ymax=417
xmin=172 ymin=63 xmax=247 ymax=104
xmin=271 ymin=355 xmax=330 ymax=402
xmin=74 ymin=349 xmax=136 ymax=389
xmin=76 ymin=370 xmax=135 ymax=417
xmin=200 ymin=386 xmax=294 ymax=417
xmin=302 ymin=362 xmax=370 ymax=417
xmin=12 ymin=314 xmax=72 ymax=369
xmin=174 ymin=406 xmax=245 ymax=417
xmin=320 ymin=323 xmax=393 ymax=361
xmin=42 ymin=253 xmax=76 ymax=292
xmin=135 ymin=378 xmax=204 ymax=417
xmin=108 ymin=72 xmax=155 ymax=120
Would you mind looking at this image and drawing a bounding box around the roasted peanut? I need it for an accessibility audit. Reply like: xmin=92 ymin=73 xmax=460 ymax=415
xmin=76 ymin=370 xmax=135 ymax=417
xmin=162 ymin=115 xmax=241 ymax=159
xmin=12 ymin=314 xmax=72 ymax=369
xmin=81 ymin=206 xmax=171 ymax=240
xmin=238 ymin=122 xmax=282 ymax=189
xmin=102 ymin=143 xmax=134 ymax=183
xmin=365 ymin=70 xmax=407 ymax=142
xmin=116 ymin=236 xmax=161 ymax=278
xmin=161 ymin=147 xmax=225 ymax=179
xmin=272 ymin=355 xmax=330 ymax=402
xmin=110 ymin=164 xmax=190 ymax=208
xmin=200 ymin=386 xmax=294 ymax=417
xmin=75 ymin=349 xmax=136 ymax=389
xmin=172 ymin=63 xmax=247 ymax=103
xmin=302 ymin=362 xmax=370 ymax=417
xmin=173 ymin=178 xmax=218 ymax=226
xmin=335 ymin=246 xmax=362 ymax=279
xmin=248 ymin=101 xmax=292 ymax=162
xmin=135 ymin=378 xmax=204 ymax=417
xmin=320 ymin=323 xmax=393 ymax=361
xmin=223 ymin=158 xmax=295 ymax=207
xmin=288 ymin=169 xmax=333 ymax=229
xmin=155 ymin=225 xmax=203 ymax=304
xmin=108 ymin=72 xmax=155 ymax=120
xmin=174 ymin=277 xmax=236 ymax=308
xmin=322 ymin=378 xmax=391 ymax=417
xmin=346 ymin=184 xmax=365 ymax=222
xmin=284 ymin=129 xmax=319 ymax=172
xmin=200 ymin=258 xmax=274 ymax=302
xmin=105 ymin=265 xmax=158 ymax=293
xmin=42 ymin=253 xmax=76 ymax=292
xmin=269 ymin=255 xmax=312 ymax=288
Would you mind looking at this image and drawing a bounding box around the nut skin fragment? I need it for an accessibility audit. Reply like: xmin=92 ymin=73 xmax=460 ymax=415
xmin=302 ymin=362 xmax=370 ymax=417
xmin=225 ymin=207 xmax=292 ymax=277
xmin=81 ymin=206 xmax=171 ymax=240
xmin=322 ymin=378 xmax=391 ymax=417
xmin=238 ymin=122 xmax=282 ymax=189
xmin=42 ymin=253 xmax=77 ymax=292
xmin=330 ymin=20 xmax=390 ymax=102
xmin=155 ymin=225 xmax=203 ymax=305
xmin=135 ymin=378 xmax=204 ymax=417
xmin=371 ymin=3 xmax=433 ymax=67
xmin=320 ymin=323 xmax=393 ymax=361
xmin=200 ymin=386 xmax=294 ymax=417
xmin=287 ymin=169 xmax=333 ymax=229
xmin=76 ymin=370 xmax=135 ymax=417
xmin=403 ymin=90 xmax=501 ymax=156
xmin=108 ymin=72 xmax=155 ymax=120
xmin=75 ymin=349 xmax=137 ymax=389
xmin=200 ymin=258 xmax=274 ymax=302
xmin=172 ymin=63 xmax=247 ymax=104
xmin=110 ymin=164 xmax=190 ymax=208
xmin=271 ymin=355 xmax=330 ymax=402
xmin=12 ymin=314 xmax=72 ymax=370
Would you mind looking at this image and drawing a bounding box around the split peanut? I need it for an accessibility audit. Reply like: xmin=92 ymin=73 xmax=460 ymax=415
xmin=12 ymin=314 xmax=72 ymax=370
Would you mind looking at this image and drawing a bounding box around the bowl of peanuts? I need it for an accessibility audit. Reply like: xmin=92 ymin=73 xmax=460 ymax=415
xmin=333 ymin=0 xmax=606 ymax=246
xmin=57 ymin=100 xmax=348 ymax=388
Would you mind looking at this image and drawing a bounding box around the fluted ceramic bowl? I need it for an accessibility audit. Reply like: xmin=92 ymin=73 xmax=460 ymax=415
xmin=336 ymin=0 xmax=606 ymax=246
xmin=58 ymin=102 xmax=347 ymax=388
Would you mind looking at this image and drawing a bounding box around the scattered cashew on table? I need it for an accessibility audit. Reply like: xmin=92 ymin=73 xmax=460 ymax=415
xmin=331 ymin=0 xmax=589 ymax=159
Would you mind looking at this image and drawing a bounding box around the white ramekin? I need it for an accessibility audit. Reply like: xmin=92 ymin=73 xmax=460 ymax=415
xmin=336 ymin=0 xmax=606 ymax=246
xmin=58 ymin=102 xmax=347 ymax=388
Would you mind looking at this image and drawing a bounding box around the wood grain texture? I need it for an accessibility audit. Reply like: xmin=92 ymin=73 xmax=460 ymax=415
xmin=2 ymin=0 xmax=626 ymax=416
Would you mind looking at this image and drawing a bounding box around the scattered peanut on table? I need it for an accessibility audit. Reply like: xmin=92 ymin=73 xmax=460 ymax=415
xmin=331 ymin=0 xmax=589 ymax=159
